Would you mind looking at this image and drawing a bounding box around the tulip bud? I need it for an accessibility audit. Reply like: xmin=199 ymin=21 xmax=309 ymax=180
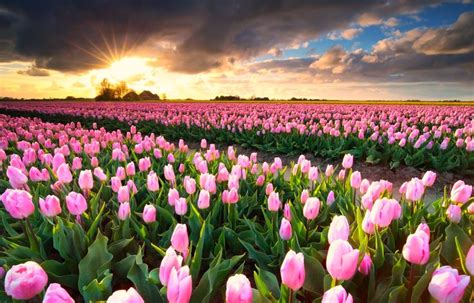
xmin=283 ymin=203 xmax=292 ymax=221
xmin=66 ymin=192 xmax=87 ymax=215
xmin=303 ymin=197 xmax=320 ymax=220
xmin=406 ymin=178 xmax=424 ymax=201
xmin=450 ymin=180 xmax=472 ymax=204
xmin=93 ymin=167 xmax=107 ymax=182
xmin=39 ymin=195 xmax=62 ymax=217
xmin=147 ymin=172 xmax=160 ymax=192
xmin=342 ymin=154 xmax=353 ymax=169
xmin=327 ymin=191 xmax=336 ymax=206
xmin=167 ymin=266 xmax=192 ymax=303
xmin=280 ymin=250 xmax=305 ymax=291
xmin=322 ymin=286 xmax=353 ymax=303
xmin=328 ymin=215 xmax=350 ymax=244
xmin=171 ymin=224 xmax=189 ymax=258
xmin=300 ymin=189 xmax=309 ymax=204
xmin=226 ymin=274 xmax=253 ymax=303
xmin=446 ymin=204 xmax=461 ymax=223
xmin=168 ymin=188 xmax=179 ymax=206
xmin=107 ymin=287 xmax=144 ymax=303
xmin=428 ymin=266 xmax=470 ymax=303
xmin=358 ymin=254 xmax=372 ymax=275
xmin=279 ymin=218 xmax=292 ymax=240
xmin=78 ymin=169 xmax=93 ymax=191
xmin=326 ymin=240 xmax=359 ymax=281
xmin=175 ymin=197 xmax=188 ymax=215
xmin=422 ymin=171 xmax=436 ymax=187
xmin=142 ymin=204 xmax=156 ymax=223
xmin=198 ymin=189 xmax=210 ymax=209
xmin=267 ymin=191 xmax=281 ymax=211
xmin=0 ymin=189 xmax=35 ymax=219
xmin=117 ymin=185 xmax=130 ymax=203
xmin=43 ymin=283 xmax=74 ymax=303
xmin=184 ymin=176 xmax=196 ymax=195
xmin=117 ymin=202 xmax=130 ymax=220
xmin=402 ymin=229 xmax=430 ymax=265
xmin=350 ymin=171 xmax=361 ymax=189
xmin=126 ymin=162 xmax=136 ymax=176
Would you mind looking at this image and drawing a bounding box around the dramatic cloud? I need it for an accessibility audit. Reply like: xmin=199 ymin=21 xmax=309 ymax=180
xmin=328 ymin=28 xmax=363 ymax=40
xmin=17 ymin=65 xmax=50 ymax=76
xmin=0 ymin=0 xmax=440 ymax=73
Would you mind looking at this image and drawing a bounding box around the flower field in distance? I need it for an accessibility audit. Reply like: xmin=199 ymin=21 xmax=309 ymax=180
xmin=0 ymin=103 xmax=473 ymax=302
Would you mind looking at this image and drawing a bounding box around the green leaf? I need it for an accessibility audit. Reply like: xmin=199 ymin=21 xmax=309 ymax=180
xmin=78 ymin=231 xmax=113 ymax=300
xmin=127 ymin=252 xmax=163 ymax=303
xmin=410 ymin=262 xmax=437 ymax=303
xmin=440 ymin=223 xmax=472 ymax=264
xmin=190 ymin=220 xmax=208 ymax=284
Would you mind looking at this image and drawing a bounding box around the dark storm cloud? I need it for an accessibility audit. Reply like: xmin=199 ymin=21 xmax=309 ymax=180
xmin=17 ymin=65 xmax=50 ymax=76
xmin=0 ymin=0 xmax=440 ymax=73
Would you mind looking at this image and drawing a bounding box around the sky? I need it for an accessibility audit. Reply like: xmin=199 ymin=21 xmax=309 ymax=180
xmin=0 ymin=0 xmax=473 ymax=100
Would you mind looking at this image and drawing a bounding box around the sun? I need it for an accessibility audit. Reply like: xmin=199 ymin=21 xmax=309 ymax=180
xmin=90 ymin=56 xmax=154 ymax=84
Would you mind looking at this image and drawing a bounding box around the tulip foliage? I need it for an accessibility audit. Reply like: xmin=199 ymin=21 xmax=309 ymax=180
xmin=0 ymin=113 xmax=473 ymax=302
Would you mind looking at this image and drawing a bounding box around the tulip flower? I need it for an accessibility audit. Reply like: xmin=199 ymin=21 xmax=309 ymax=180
xmin=168 ymin=188 xmax=180 ymax=206
xmin=308 ymin=166 xmax=318 ymax=181
xmin=126 ymin=162 xmax=136 ymax=176
xmin=56 ymin=163 xmax=73 ymax=184
xmin=283 ymin=203 xmax=292 ymax=220
xmin=93 ymin=167 xmax=107 ymax=182
xmin=65 ymin=192 xmax=87 ymax=215
xmin=350 ymin=171 xmax=361 ymax=189
xmin=465 ymin=245 xmax=474 ymax=276
xmin=171 ymin=224 xmax=189 ymax=258
xmin=369 ymin=198 xmax=401 ymax=228
xmin=279 ymin=218 xmax=292 ymax=240
xmin=4 ymin=261 xmax=48 ymax=300
xmin=147 ymin=172 xmax=160 ymax=192
xmin=446 ymin=204 xmax=461 ymax=223
xmin=422 ymin=171 xmax=436 ymax=187
xmin=405 ymin=177 xmax=424 ymax=201
xmin=118 ymin=202 xmax=131 ymax=220
xmin=358 ymin=254 xmax=372 ymax=275
xmin=362 ymin=210 xmax=375 ymax=234
xmin=327 ymin=191 xmax=335 ymax=206
xmin=160 ymin=247 xmax=183 ymax=287
xmin=39 ymin=195 xmax=62 ymax=217
xmin=325 ymin=165 xmax=334 ymax=177
xmin=326 ymin=240 xmax=359 ymax=281
xmin=280 ymin=250 xmax=305 ymax=291
xmin=167 ymin=266 xmax=192 ymax=303
xmin=1 ymin=189 xmax=35 ymax=219
xmin=143 ymin=204 xmax=156 ymax=223
xmin=111 ymin=176 xmax=122 ymax=192
xmin=303 ymin=197 xmax=320 ymax=220
xmin=360 ymin=179 xmax=370 ymax=194
xmin=107 ymin=287 xmax=144 ymax=303
xmin=300 ymin=189 xmax=309 ymax=204
xmin=226 ymin=274 xmax=253 ymax=303
xmin=117 ymin=185 xmax=130 ymax=203
xmin=450 ymin=180 xmax=472 ymax=204
xmin=184 ymin=176 xmax=196 ymax=195
xmin=402 ymin=229 xmax=430 ymax=265
xmin=322 ymin=286 xmax=353 ymax=303
xmin=7 ymin=166 xmax=28 ymax=188
xmin=328 ymin=215 xmax=350 ymax=244
xmin=342 ymin=154 xmax=353 ymax=169
xmin=78 ymin=169 xmax=93 ymax=191
xmin=268 ymin=191 xmax=281 ymax=211
xmin=175 ymin=197 xmax=188 ymax=215
xmin=198 ymin=189 xmax=210 ymax=209
xmin=428 ymin=266 xmax=470 ymax=303
xmin=43 ymin=283 xmax=74 ymax=303
xmin=164 ymin=164 xmax=176 ymax=184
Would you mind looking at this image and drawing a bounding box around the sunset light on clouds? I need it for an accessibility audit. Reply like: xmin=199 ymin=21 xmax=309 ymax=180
xmin=0 ymin=1 xmax=473 ymax=100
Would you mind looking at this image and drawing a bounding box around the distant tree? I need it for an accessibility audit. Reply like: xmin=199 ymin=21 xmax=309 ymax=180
xmin=95 ymin=78 xmax=116 ymax=101
xmin=161 ymin=93 xmax=167 ymax=100
xmin=65 ymin=96 xmax=76 ymax=100
xmin=115 ymin=81 xmax=130 ymax=99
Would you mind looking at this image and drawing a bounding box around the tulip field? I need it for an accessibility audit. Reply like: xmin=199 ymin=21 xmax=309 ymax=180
xmin=0 ymin=102 xmax=473 ymax=303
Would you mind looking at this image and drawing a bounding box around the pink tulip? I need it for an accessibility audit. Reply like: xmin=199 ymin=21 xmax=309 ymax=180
xmin=175 ymin=197 xmax=188 ymax=215
xmin=360 ymin=179 xmax=370 ymax=194
xmin=116 ymin=167 xmax=126 ymax=180
xmin=327 ymin=191 xmax=336 ymax=206
xmin=300 ymin=189 xmax=309 ymax=204
xmin=265 ymin=183 xmax=274 ymax=196
xmin=72 ymin=157 xmax=82 ymax=170
xmin=446 ymin=204 xmax=461 ymax=223
xmin=93 ymin=167 xmax=107 ymax=182
xmin=362 ymin=210 xmax=375 ymax=235
xmin=107 ymin=287 xmax=144 ymax=303
xmin=7 ymin=165 xmax=28 ymax=189
xmin=142 ymin=204 xmax=156 ymax=223
xmin=350 ymin=171 xmax=361 ymax=189
xmin=342 ymin=154 xmax=353 ymax=169
xmin=147 ymin=172 xmax=160 ymax=192
xmin=65 ymin=192 xmax=87 ymax=215
xmin=465 ymin=245 xmax=474 ymax=276
xmin=369 ymin=198 xmax=401 ymax=228
xmin=138 ymin=157 xmax=151 ymax=171
xmin=56 ymin=163 xmax=73 ymax=184
xmin=303 ymin=197 xmax=320 ymax=220
xmin=43 ymin=283 xmax=74 ymax=303
xmin=171 ymin=224 xmax=189 ymax=258
xmin=167 ymin=266 xmax=192 ymax=303
xmin=226 ymin=274 xmax=253 ymax=303
xmin=4 ymin=261 xmax=48 ymax=300
xmin=279 ymin=218 xmax=292 ymax=240
xmin=428 ymin=266 xmax=470 ymax=303
xmin=1 ymin=189 xmax=35 ymax=219
xmin=183 ymin=176 xmax=196 ymax=195
xmin=255 ymin=175 xmax=265 ymax=186
xmin=222 ymin=188 xmax=239 ymax=204
xmin=39 ymin=195 xmax=62 ymax=217
xmin=168 ymin=188 xmax=179 ymax=206
xmin=29 ymin=167 xmax=44 ymax=182
xmin=405 ymin=178 xmax=424 ymax=201
xmin=268 ymin=191 xmax=281 ymax=211
xmin=308 ymin=166 xmax=318 ymax=181
xmin=422 ymin=171 xmax=437 ymax=187
xmin=338 ymin=169 xmax=346 ymax=180
xmin=199 ymin=173 xmax=216 ymax=194
xmin=118 ymin=185 xmax=130 ymax=203
xmin=78 ymin=169 xmax=93 ymax=191
xmin=283 ymin=203 xmax=292 ymax=220
xmin=402 ymin=229 xmax=430 ymax=265
xmin=198 ymin=189 xmax=210 ymax=209
xmin=126 ymin=162 xmax=136 ymax=176
xmin=160 ymin=247 xmax=183 ymax=287
xmin=280 ymin=250 xmax=305 ymax=291
xmin=450 ymin=180 xmax=472 ymax=204
xmin=358 ymin=254 xmax=372 ymax=275
xmin=328 ymin=215 xmax=350 ymax=244
xmin=111 ymin=176 xmax=122 ymax=192
xmin=118 ymin=202 xmax=131 ymax=220
xmin=326 ymin=240 xmax=359 ymax=280
xmin=467 ymin=202 xmax=474 ymax=214
xmin=325 ymin=165 xmax=334 ymax=177
xmin=164 ymin=164 xmax=176 ymax=184
xmin=322 ymin=286 xmax=353 ymax=303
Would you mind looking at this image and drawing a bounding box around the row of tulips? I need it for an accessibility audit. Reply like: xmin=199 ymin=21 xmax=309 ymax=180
xmin=1 ymin=101 xmax=473 ymax=172
xmin=0 ymin=114 xmax=473 ymax=302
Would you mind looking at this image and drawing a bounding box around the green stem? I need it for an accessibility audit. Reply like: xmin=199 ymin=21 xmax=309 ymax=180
xmin=331 ymin=278 xmax=338 ymax=288
xmin=288 ymin=288 xmax=294 ymax=303
xmin=407 ymin=263 xmax=415 ymax=299
xmin=25 ymin=217 xmax=40 ymax=253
